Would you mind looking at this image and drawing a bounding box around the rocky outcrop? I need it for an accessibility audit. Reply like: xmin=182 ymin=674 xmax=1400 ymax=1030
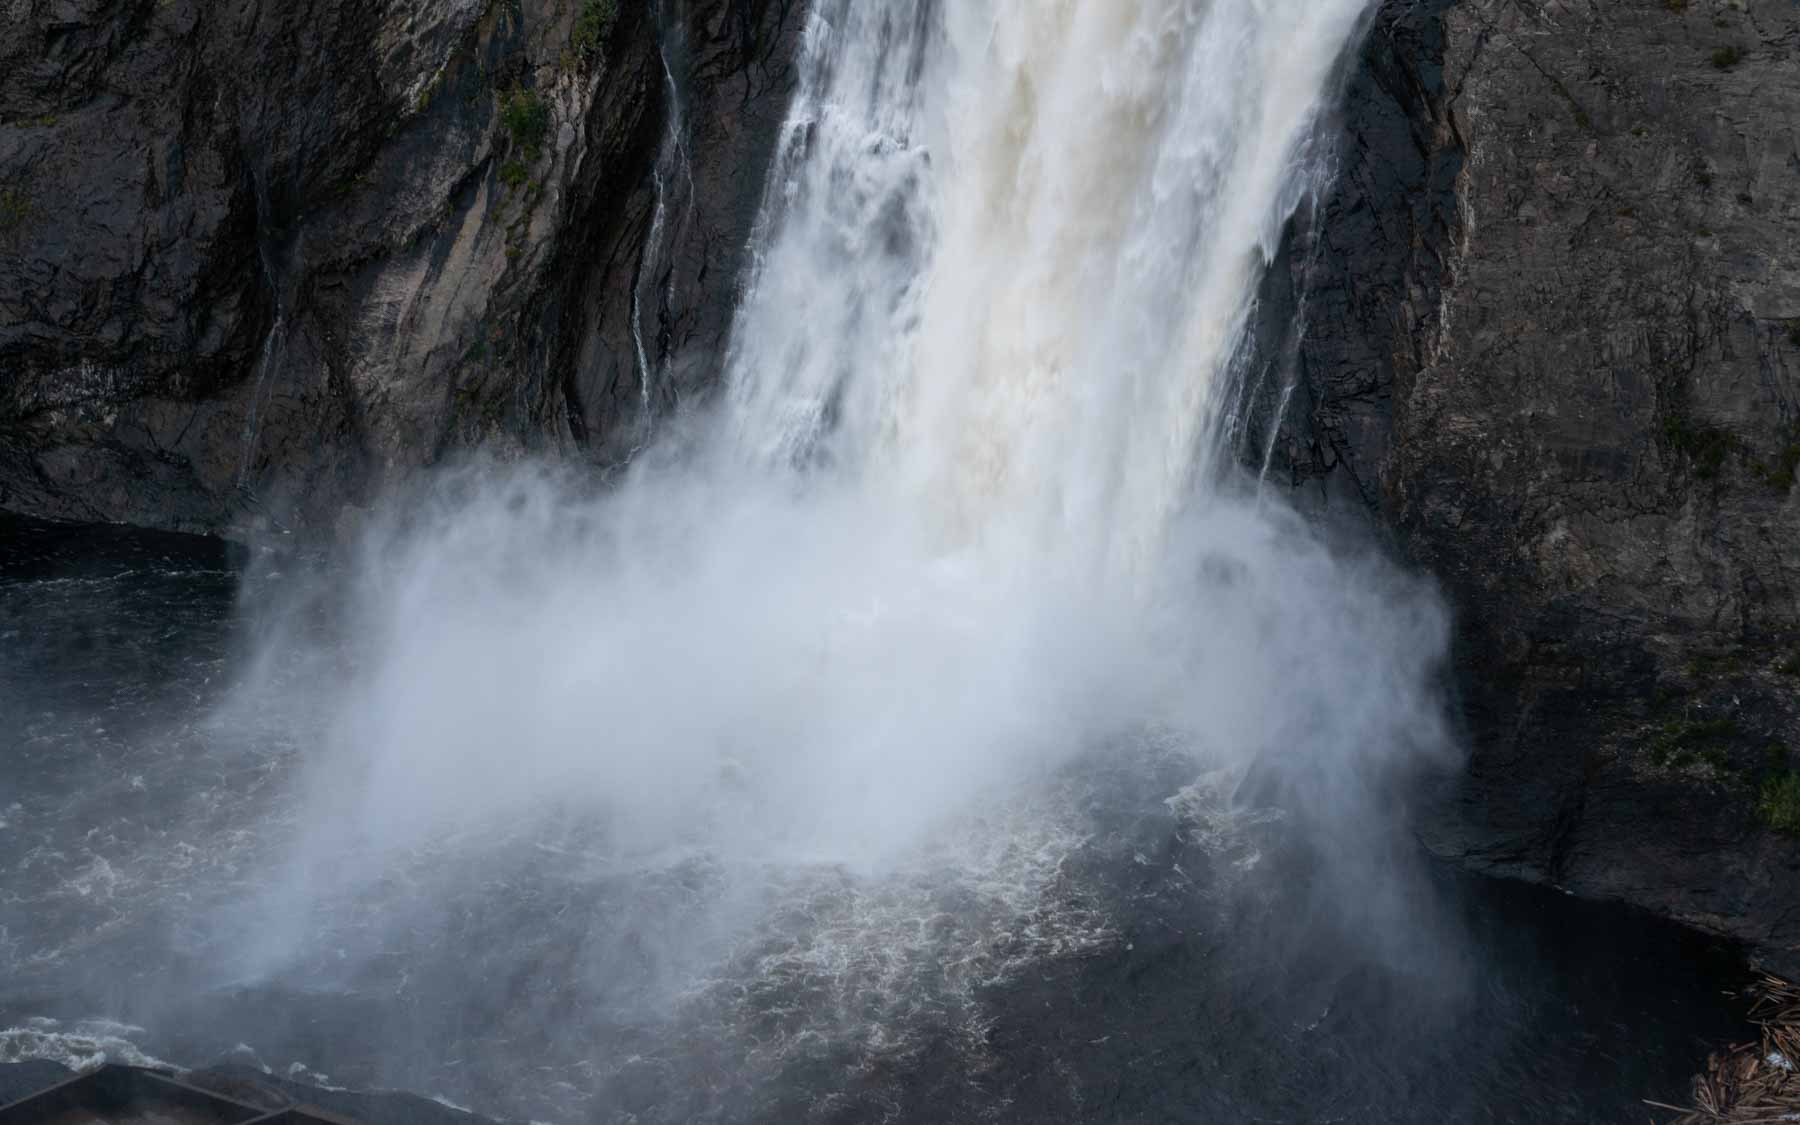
xmin=0 ymin=1061 xmax=502 ymax=1125
xmin=1279 ymin=0 xmax=1800 ymax=972
xmin=0 ymin=0 xmax=799 ymax=535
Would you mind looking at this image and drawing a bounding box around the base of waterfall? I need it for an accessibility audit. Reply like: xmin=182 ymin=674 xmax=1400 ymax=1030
xmin=0 ymin=515 xmax=1764 ymax=1124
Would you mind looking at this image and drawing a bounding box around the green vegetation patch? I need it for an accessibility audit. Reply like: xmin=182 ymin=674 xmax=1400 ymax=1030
xmin=1662 ymin=407 xmax=1747 ymax=480
xmin=1755 ymin=436 xmax=1800 ymax=493
xmin=572 ymin=0 xmax=619 ymax=60
xmin=415 ymin=70 xmax=447 ymax=115
xmin=1759 ymin=769 xmax=1800 ymax=834
xmin=1686 ymin=650 xmax=1747 ymax=679
xmin=1712 ymin=45 xmax=1742 ymax=69
xmin=500 ymin=88 xmax=551 ymax=159
xmin=1649 ymin=716 xmax=1740 ymax=769
xmin=0 ymin=186 xmax=28 ymax=232
xmin=499 ymin=159 xmax=530 ymax=189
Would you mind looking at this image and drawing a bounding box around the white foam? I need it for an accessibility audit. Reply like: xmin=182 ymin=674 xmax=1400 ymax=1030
xmin=0 ymin=1018 xmax=180 ymax=1073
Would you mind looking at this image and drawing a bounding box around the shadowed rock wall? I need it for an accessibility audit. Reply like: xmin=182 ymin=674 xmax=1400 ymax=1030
xmin=1275 ymin=0 xmax=1800 ymax=973
xmin=0 ymin=0 xmax=799 ymax=534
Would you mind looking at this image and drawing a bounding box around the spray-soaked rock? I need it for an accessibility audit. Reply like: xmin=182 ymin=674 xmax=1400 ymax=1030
xmin=1270 ymin=0 xmax=1800 ymax=975
xmin=0 ymin=0 xmax=800 ymax=536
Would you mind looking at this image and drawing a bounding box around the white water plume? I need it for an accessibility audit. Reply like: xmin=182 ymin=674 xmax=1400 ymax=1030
xmin=236 ymin=0 xmax=1453 ymax=1045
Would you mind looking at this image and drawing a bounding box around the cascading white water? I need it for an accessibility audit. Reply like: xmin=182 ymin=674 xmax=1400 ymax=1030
xmin=725 ymin=0 xmax=1368 ymax=570
xmin=231 ymin=0 xmax=1452 ymax=1070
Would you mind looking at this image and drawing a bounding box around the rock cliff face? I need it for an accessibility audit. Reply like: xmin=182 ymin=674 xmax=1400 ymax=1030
xmin=0 ymin=0 xmax=799 ymax=534
xmin=4 ymin=0 xmax=1798 ymax=969
xmin=1280 ymin=0 xmax=1800 ymax=972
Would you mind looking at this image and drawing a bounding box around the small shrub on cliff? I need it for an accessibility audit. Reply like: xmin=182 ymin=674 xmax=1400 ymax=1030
xmin=1659 ymin=377 xmax=1752 ymax=482
xmin=1755 ymin=437 xmax=1800 ymax=493
xmin=1662 ymin=411 xmax=1746 ymax=480
xmin=0 ymin=186 xmax=27 ymax=232
xmin=500 ymin=88 xmax=550 ymax=159
xmin=1650 ymin=716 xmax=1740 ymax=769
xmin=499 ymin=159 xmax=529 ymax=189
xmin=572 ymin=0 xmax=618 ymax=60
xmin=1759 ymin=770 xmax=1800 ymax=834
xmin=1711 ymin=45 xmax=1742 ymax=69
xmin=1686 ymin=650 xmax=1747 ymax=679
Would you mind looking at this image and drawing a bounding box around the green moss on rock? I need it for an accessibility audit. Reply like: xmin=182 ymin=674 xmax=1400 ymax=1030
xmin=1759 ymin=770 xmax=1800 ymax=834
xmin=572 ymin=0 xmax=618 ymax=61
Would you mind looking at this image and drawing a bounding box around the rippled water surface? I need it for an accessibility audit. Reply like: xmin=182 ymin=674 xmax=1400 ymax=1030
xmin=0 ymin=515 xmax=1746 ymax=1123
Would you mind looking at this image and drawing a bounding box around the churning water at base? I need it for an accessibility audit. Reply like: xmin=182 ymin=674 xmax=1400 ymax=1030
xmin=0 ymin=516 xmax=1752 ymax=1122
xmin=0 ymin=1 xmax=1753 ymax=1122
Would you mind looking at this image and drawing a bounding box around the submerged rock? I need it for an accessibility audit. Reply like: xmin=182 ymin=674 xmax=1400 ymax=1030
xmin=0 ymin=1061 xmax=72 ymax=1107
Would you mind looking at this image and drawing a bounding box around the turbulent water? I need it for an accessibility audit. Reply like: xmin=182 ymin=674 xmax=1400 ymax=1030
xmin=0 ymin=1 xmax=1751 ymax=1122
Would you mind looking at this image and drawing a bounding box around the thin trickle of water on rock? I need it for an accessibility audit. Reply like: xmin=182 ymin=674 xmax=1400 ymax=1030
xmin=237 ymin=214 xmax=299 ymax=491
xmin=237 ymin=313 xmax=285 ymax=489
xmin=631 ymin=0 xmax=698 ymax=421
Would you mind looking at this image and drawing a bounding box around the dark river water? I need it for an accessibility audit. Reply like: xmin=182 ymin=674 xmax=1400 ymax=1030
xmin=0 ymin=514 xmax=1743 ymax=1123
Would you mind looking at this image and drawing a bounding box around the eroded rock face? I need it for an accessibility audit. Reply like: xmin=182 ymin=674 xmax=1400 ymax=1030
xmin=0 ymin=0 xmax=799 ymax=534
xmin=1282 ymin=0 xmax=1800 ymax=972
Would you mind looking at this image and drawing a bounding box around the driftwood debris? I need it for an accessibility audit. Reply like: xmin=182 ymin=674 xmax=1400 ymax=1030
xmin=1652 ymin=976 xmax=1800 ymax=1124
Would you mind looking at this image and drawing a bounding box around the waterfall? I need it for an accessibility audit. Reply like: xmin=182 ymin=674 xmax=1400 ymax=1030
xmin=723 ymin=0 xmax=1371 ymax=570
xmin=244 ymin=0 xmax=1451 ymax=1066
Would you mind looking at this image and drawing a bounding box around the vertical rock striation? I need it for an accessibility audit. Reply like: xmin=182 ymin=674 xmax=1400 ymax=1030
xmin=0 ymin=0 xmax=799 ymax=533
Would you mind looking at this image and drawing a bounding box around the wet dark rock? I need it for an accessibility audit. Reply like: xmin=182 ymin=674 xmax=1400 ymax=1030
xmin=0 ymin=0 xmax=799 ymax=536
xmin=0 ymin=1061 xmax=71 ymax=1106
xmin=0 ymin=1061 xmax=500 ymax=1124
xmin=187 ymin=1064 xmax=500 ymax=1124
xmin=1272 ymin=0 xmax=1800 ymax=975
